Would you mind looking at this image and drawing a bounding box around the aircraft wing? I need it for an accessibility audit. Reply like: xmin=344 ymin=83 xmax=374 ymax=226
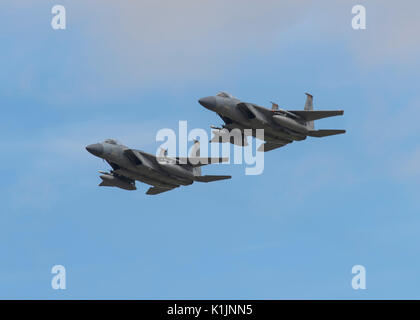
xmin=175 ymin=157 xmax=229 ymax=167
xmin=194 ymin=175 xmax=231 ymax=182
xmin=128 ymin=148 xmax=229 ymax=168
xmin=286 ymin=110 xmax=344 ymax=121
xmin=146 ymin=186 xmax=177 ymax=195
xmin=238 ymin=102 xmax=344 ymax=122
xmin=257 ymin=141 xmax=290 ymax=152
xmin=306 ymin=129 xmax=346 ymax=137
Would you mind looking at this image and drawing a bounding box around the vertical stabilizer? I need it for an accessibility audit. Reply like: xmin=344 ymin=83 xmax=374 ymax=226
xmin=304 ymin=93 xmax=314 ymax=130
xmin=190 ymin=140 xmax=201 ymax=176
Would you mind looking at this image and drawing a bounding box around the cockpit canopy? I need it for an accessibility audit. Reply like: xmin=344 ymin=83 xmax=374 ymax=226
xmin=103 ymin=138 xmax=121 ymax=145
xmin=216 ymin=91 xmax=236 ymax=99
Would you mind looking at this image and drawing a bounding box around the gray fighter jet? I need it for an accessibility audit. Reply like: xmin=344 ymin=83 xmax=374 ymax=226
xmin=86 ymin=139 xmax=231 ymax=195
xmin=198 ymin=92 xmax=345 ymax=152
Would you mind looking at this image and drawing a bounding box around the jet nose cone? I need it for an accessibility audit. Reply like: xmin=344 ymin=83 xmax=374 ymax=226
xmin=198 ymin=96 xmax=216 ymax=110
xmin=86 ymin=143 xmax=104 ymax=156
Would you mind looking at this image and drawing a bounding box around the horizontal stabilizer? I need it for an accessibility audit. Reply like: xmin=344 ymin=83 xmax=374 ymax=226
xmin=194 ymin=175 xmax=231 ymax=182
xmin=307 ymin=129 xmax=346 ymax=137
xmin=146 ymin=186 xmax=177 ymax=195
xmin=257 ymin=142 xmax=289 ymax=152
xmin=287 ymin=110 xmax=344 ymax=121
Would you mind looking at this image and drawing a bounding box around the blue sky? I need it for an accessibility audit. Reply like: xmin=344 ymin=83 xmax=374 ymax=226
xmin=1 ymin=1 xmax=420 ymax=299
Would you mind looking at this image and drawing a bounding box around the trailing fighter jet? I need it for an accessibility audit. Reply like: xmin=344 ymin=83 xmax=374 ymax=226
xmin=198 ymin=92 xmax=345 ymax=152
xmin=86 ymin=139 xmax=231 ymax=195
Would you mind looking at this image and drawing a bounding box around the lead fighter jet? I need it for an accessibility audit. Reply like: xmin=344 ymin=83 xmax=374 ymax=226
xmin=198 ymin=92 xmax=345 ymax=152
xmin=86 ymin=139 xmax=231 ymax=195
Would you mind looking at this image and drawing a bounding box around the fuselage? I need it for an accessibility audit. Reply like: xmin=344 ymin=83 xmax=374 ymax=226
xmin=198 ymin=94 xmax=308 ymax=144
xmin=86 ymin=141 xmax=194 ymax=188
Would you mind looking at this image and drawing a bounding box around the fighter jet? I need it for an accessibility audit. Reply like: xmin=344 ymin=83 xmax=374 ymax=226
xmin=86 ymin=139 xmax=231 ymax=195
xmin=198 ymin=92 xmax=345 ymax=152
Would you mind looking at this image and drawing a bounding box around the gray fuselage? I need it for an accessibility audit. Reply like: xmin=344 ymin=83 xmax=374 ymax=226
xmin=86 ymin=141 xmax=193 ymax=189
xmin=198 ymin=95 xmax=307 ymax=144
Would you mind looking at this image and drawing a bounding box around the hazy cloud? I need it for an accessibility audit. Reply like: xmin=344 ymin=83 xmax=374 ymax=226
xmin=80 ymin=0 xmax=420 ymax=85
xmin=79 ymin=0 xmax=307 ymax=86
